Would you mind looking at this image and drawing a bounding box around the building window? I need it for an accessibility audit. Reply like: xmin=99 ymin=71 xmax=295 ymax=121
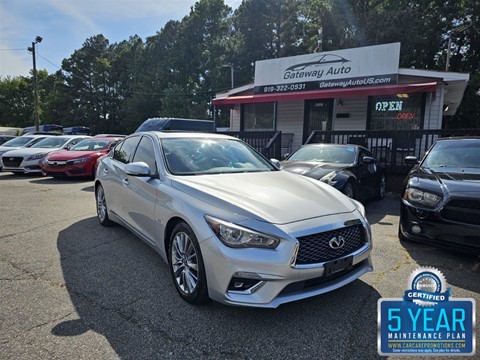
xmin=242 ymin=102 xmax=276 ymax=130
xmin=368 ymin=93 xmax=425 ymax=130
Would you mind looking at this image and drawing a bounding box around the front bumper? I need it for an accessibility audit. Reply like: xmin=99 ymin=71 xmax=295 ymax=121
xmin=200 ymin=214 xmax=373 ymax=308
xmin=41 ymin=163 xmax=91 ymax=177
xmin=399 ymin=199 xmax=480 ymax=252
xmin=2 ymin=164 xmax=42 ymax=174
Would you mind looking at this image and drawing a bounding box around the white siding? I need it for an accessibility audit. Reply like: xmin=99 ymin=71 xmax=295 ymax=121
xmin=276 ymin=101 xmax=304 ymax=151
xmin=423 ymin=84 xmax=443 ymax=129
xmin=230 ymin=105 xmax=241 ymax=130
xmin=332 ymin=97 xmax=368 ymax=130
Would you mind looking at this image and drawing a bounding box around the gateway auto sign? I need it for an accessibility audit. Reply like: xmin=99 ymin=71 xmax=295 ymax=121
xmin=253 ymin=43 xmax=400 ymax=94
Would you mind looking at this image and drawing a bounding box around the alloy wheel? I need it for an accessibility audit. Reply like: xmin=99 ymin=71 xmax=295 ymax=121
xmin=171 ymin=231 xmax=199 ymax=295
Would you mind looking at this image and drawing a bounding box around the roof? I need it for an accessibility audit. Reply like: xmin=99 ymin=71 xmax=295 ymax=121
xmin=399 ymin=68 xmax=469 ymax=115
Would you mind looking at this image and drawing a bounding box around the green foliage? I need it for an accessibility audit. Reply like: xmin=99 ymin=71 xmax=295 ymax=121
xmin=0 ymin=0 xmax=479 ymax=131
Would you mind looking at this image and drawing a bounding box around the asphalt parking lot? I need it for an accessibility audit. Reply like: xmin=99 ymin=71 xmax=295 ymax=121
xmin=0 ymin=172 xmax=479 ymax=359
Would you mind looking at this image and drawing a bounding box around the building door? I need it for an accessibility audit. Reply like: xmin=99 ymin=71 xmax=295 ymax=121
xmin=303 ymin=99 xmax=333 ymax=143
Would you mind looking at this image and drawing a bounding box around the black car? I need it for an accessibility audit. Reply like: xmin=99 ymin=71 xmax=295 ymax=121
xmin=399 ymin=138 xmax=480 ymax=253
xmin=280 ymin=143 xmax=385 ymax=202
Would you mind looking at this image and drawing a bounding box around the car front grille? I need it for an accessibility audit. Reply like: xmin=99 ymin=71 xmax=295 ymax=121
xmin=295 ymin=224 xmax=366 ymax=265
xmin=441 ymin=199 xmax=480 ymax=226
xmin=2 ymin=157 xmax=23 ymax=167
xmin=46 ymin=160 xmax=68 ymax=168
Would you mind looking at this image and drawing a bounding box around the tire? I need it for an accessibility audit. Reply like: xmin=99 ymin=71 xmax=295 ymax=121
xmin=343 ymin=181 xmax=355 ymax=199
xmin=375 ymin=173 xmax=386 ymax=200
xmin=169 ymin=222 xmax=209 ymax=305
xmin=96 ymin=184 xmax=114 ymax=227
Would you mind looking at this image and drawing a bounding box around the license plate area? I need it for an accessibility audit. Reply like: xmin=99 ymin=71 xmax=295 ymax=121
xmin=324 ymin=256 xmax=353 ymax=277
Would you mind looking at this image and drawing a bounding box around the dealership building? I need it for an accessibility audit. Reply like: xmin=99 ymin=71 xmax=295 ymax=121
xmin=213 ymin=43 xmax=469 ymax=154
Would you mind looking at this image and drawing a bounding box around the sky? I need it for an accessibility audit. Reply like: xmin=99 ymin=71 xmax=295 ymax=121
xmin=0 ymin=0 xmax=241 ymax=78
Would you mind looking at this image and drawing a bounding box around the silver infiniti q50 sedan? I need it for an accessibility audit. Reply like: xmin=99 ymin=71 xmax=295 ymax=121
xmin=95 ymin=131 xmax=373 ymax=308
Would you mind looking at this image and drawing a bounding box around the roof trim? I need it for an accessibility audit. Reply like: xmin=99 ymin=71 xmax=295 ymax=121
xmin=213 ymin=82 xmax=437 ymax=107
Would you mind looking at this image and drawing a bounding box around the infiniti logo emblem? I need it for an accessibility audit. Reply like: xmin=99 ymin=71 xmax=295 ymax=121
xmin=329 ymin=236 xmax=345 ymax=249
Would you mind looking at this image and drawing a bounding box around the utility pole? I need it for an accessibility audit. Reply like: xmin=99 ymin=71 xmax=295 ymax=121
xmin=28 ymin=36 xmax=42 ymax=131
xmin=445 ymin=24 xmax=470 ymax=71
xmin=317 ymin=27 xmax=323 ymax=53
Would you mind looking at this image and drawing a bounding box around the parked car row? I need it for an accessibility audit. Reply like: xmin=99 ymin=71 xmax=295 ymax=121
xmin=0 ymin=134 xmax=123 ymax=178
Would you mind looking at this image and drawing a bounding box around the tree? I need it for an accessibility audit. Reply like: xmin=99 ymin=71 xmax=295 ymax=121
xmin=61 ymin=35 xmax=120 ymax=133
xmin=0 ymin=76 xmax=33 ymax=128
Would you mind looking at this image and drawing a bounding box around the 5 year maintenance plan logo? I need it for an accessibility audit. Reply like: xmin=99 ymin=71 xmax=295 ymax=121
xmin=377 ymin=267 xmax=476 ymax=356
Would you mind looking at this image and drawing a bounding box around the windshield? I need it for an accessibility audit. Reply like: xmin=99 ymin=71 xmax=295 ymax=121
xmin=423 ymin=140 xmax=480 ymax=169
xmin=31 ymin=137 xmax=69 ymax=149
xmin=161 ymin=138 xmax=276 ymax=175
xmin=71 ymin=139 xmax=111 ymax=151
xmin=288 ymin=145 xmax=357 ymax=164
xmin=2 ymin=136 xmax=34 ymax=147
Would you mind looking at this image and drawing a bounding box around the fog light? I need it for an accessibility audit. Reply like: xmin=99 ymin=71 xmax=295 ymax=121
xmin=228 ymin=277 xmax=261 ymax=291
xmin=411 ymin=225 xmax=422 ymax=234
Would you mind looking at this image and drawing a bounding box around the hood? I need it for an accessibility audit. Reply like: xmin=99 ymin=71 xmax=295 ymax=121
xmin=0 ymin=146 xmax=21 ymax=154
xmin=281 ymin=161 xmax=347 ymax=179
xmin=408 ymin=166 xmax=480 ymax=195
xmin=47 ymin=149 xmax=104 ymax=161
xmin=171 ymin=170 xmax=356 ymax=224
xmin=1 ymin=147 xmax=61 ymax=157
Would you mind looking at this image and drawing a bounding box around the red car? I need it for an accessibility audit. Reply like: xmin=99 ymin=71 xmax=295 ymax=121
xmin=41 ymin=137 xmax=122 ymax=178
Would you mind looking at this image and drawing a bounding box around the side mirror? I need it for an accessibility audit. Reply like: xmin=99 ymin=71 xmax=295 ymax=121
xmin=404 ymin=156 xmax=419 ymax=165
xmin=270 ymin=158 xmax=281 ymax=169
xmin=362 ymin=156 xmax=375 ymax=164
xmin=125 ymin=162 xmax=151 ymax=177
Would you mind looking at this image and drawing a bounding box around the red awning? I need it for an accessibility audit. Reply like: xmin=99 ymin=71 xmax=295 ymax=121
xmin=212 ymin=82 xmax=437 ymax=107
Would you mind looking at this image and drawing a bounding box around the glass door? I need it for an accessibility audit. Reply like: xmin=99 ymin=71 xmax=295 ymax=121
xmin=303 ymin=99 xmax=333 ymax=143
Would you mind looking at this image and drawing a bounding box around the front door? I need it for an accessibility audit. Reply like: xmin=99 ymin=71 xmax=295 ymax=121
xmin=303 ymin=99 xmax=333 ymax=143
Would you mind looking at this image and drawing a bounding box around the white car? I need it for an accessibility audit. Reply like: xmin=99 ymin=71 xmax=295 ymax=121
xmin=1 ymin=135 xmax=90 ymax=174
xmin=0 ymin=134 xmax=54 ymax=170
xmin=95 ymin=131 xmax=373 ymax=308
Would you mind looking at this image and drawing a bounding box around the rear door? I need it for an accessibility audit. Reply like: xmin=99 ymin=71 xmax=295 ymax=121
xmin=105 ymin=136 xmax=141 ymax=220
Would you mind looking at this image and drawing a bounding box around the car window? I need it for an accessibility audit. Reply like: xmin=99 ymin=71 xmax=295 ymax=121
xmin=132 ymin=136 xmax=157 ymax=174
xmin=112 ymin=136 xmax=140 ymax=164
xmin=2 ymin=136 xmax=33 ymax=147
xmin=66 ymin=138 xmax=84 ymax=147
xmin=31 ymin=137 xmax=69 ymax=148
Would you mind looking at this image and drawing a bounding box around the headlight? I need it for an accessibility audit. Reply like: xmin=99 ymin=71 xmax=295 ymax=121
xmin=404 ymin=188 xmax=441 ymax=207
xmin=69 ymin=157 xmax=89 ymax=165
xmin=27 ymin=153 xmax=47 ymax=161
xmin=320 ymin=171 xmax=338 ymax=185
xmin=205 ymin=216 xmax=280 ymax=249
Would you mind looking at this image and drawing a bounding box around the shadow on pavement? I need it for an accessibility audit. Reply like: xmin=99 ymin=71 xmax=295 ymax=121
xmin=29 ymin=177 xmax=92 ymax=185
